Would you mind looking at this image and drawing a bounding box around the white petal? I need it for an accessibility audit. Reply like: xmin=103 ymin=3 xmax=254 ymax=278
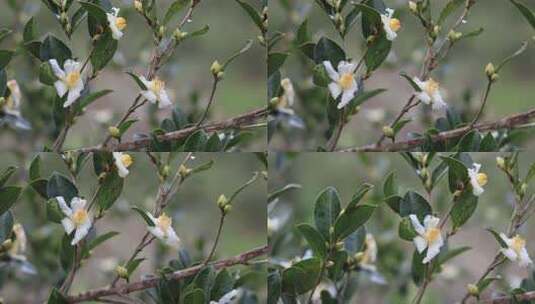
xmin=409 ymin=214 xmax=425 ymax=235
xmin=64 ymin=88 xmax=82 ymax=108
xmin=165 ymin=227 xmax=181 ymax=248
xmin=385 ymin=28 xmax=397 ymax=41
xmin=63 ymin=60 xmax=79 ymax=74
xmin=216 ymin=289 xmax=242 ymax=304
xmin=423 ymin=240 xmax=442 ymax=264
xmin=56 ymin=196 xmax=72 ymax=216
xmin=114 ymin=153 xmax=129 ymax=178
xmin=338 ymin=89 xmax=356 ymax=109
xmin=139 ymin=76 xmax=151 ymax=89
xmin=158 ymin=90 xmax=172 ymax=108
xmin=49 ymin=59 xmax=66 ymax=78
xmin=70 ymin=197 xmax=86 ymax=210
xmin=148 ymin=227 xmax=165 ymax=240
xmin=412 ymin=77 xmax=425 ymax=91
xmin=416 ymin=92 xmax=431 ymax=105
xmin=61 ymin=218 xmax=75 ymax=234
xmin=72 ymin=223 xmax=90 ymax=245
xmin=146 ymin=212 xmax=158 ymax=226
xmin=413 ymin=236 xmax=427 ymax=253
xmin=323 ymin=61 xmax=339 ymax=82
xmin=328 ymin=83 xmax=342 ymax=100
xmin=141 ymin=90 xmax=158 ymax=103
xmin=54 ymin=81 xmax=68 ymax=98
xmin=499 ymin=233 xmax=513 ymax=247
xmin=518 ymin=248 xmax=533 ymax=267
xmin=338 ymin=61 xmax=357 ymax=74
xmin=423 ymin=215 xmax=439 ymax=229
xmin=501 ymin=248 xmax=518 ymax=262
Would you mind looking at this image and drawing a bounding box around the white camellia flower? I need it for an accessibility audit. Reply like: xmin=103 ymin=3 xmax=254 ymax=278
xmin=323 ymin=60 xmax=358 ymax=109
xmin=380 ymin=8 xmax=401 ymax=41
xmin=468 ymin=163 xmax=487 ymax=196
xmin=499 ymin=233 xmax=533 ymax=267
xmin=410 ymin=214 xmax=444 ymax=264
xmin=412 ymin=77 xmax=447 ymax=110
xmin=277 ymin=78 xmax=295 ymax=114
xmin=113 ymin=152 xmax=133 ymax=178
xmin=139 ymin=76 xmax=172 ymax=109
xmin=4 ymin=80 xmax=22 ymax=116
xmin=107 ymin=7 xmax=127 ymax=40
xmin=49 ymin=59 xmax=84 ymax=108
xmin=56 ymin=196 xmax=92 ymax=245
xmin=209 ymin=289 xmax=243 ymax=304
xmin=146 ymin=212 xmax=181 ymax=248
xmin=357 ymin=233 xmax=378 ymax=271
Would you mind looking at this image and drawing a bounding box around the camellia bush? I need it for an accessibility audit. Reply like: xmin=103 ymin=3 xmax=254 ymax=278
xmin=269 ymin=152 xmax=535 ymax=303
xmin=0 ymin=152 xmax=267 ymax=303
xmin=268 ymin=0 xmax=535 ymax=152
xmin=0 ymin=0 xmax=267 ymax=152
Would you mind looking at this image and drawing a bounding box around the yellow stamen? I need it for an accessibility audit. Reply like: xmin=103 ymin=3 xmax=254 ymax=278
xmin=157 ymin=213 xmax=172 ymax=235
xmin=65 ymin=71 xmax=81 ymax=88
xmin=389 ymin=18 xmax=401 ymax=32
xmin=425 ymin=227 xmax=441 ymax=243
xmin=115 ymin=17 xmax=127 ymax=30
xmin=72 ymin=209 xmax=88 ymax=226
xmin=338 ymin=73 xmax=354 ymax=90
xmin=476 ymin=173 xmax=488 ymax=186
xmin=512 ymin=235 xmax=526 ymax=253
xmin=121 ymin=154 xmax=133 ymax=168
xmin=424 ymin=78 xmax=439 ymax=95
xmin=150 ymin=78 xmax=165 ymax=94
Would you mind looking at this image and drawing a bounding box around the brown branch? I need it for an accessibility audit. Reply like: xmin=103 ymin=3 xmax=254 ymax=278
xmin=70 ymin=107 xmax=267 ymax=152
xmin=65 ymin=245 xmax=269 ymax=303
xmin=338 ymin=108 xmax=535 ymax=152
xmin=479 ymin=291 xmax=535 ymax=304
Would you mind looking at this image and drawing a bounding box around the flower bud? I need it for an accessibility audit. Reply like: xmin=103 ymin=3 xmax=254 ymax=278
xmin=496 ymin=157 xmax=506 ymax=170
xmin=335 ymin=241 xmax=344 ymax=250
xmin=108 ymin=126 xmax=120 ymax=138
xmin=409 ymin=1 xmax=418 ymax=13
xmin=216 ymin=71 xmax=225 ymax=80
xmin=467 ymin=283 xmax=479 ymax=296
xmin=217 ymin=194 xmax=229 ymax=209
xmin=485 ymin=63 xmax=495 ymax=77
xmin=329 ymin=226 xmax=335 ymax=236
xmin=173 ymin=29 xmax=188 ymax=41
xmin=433 ymin=25 xmax=440 ymax=36
xmin=162 ymin=165 xmax=170 ymax=178
xmin=448 ymin=30 xmax=462 ymax=42
xmin=134 ymin=0 xmax=143 ymax=12
xmin=326 ymin=260 xmax=335 ymax=268
xmin=382 ymin=126 xmax=394 ymax=138
xmin=115 ymin=265 xmax=129 ymax=279
xmin=223 ymin=204 xmax=232 ymax=215
xmin=490 ymin=73 xmax=499 ymax=82
xmin=520 ymin=183 xmax=528 ymax=196
xmin=210 ymin=60 xmax=223 ymax=76
xmin=178 ymin=164 xmax=191 ymax=178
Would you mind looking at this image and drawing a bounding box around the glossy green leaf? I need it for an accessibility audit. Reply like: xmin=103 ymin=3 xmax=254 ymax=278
xmin=450 ymin=190 xmax=478 ymax=229
xmin=0 ymin=186 xmax=21 ymax=216
xmin=334 ymin=203 xmax=376 ymax=240
xmin=281 ymin=258 xmax=322 ymax=294
xmin=313 ymin=37 xmax=345 ymax=65
xmin=132 ymin=206 xmax=155 ymax=226
xmin=46 ymin=173 xmax=78 ymax=201
xmin=163 ymin=0 xmax=189 ymax=25
xmin=0 ymin=50 xmax=14 ymax=69
xmin=399 ymin=191 xmax=432 ymax=220
xmin=96 ymin=171 xmax=123 ymax=210
xmin=296 ymin=223 xmax=327 ymax=258
xmin=314 ymin=187 xmax=341 ymax=240
xmin=268 ymin=52 xmax=288 ymax=77
xmin=91 ymin=31 xmax=118 ymax=72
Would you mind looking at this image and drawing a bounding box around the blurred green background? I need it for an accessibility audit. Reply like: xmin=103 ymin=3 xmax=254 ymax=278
xmin=0 ymin=152 xmax=266 ymax=302
xmin=269 ymin=0 xmax=535 ymax=150
xmin=0 ymin=0 xmax=266 ymax=150
xmin=269 ymin=152 xmax=535 ymax=303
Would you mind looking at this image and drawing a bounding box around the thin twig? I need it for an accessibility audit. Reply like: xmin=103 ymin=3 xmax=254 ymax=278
xmin=65 ymin=245 xmax=269 ymax=303
xmin=195 ymin=77 xmax=220 ymax=127
xmin=203 ymin=215 xmax=225 ymax=265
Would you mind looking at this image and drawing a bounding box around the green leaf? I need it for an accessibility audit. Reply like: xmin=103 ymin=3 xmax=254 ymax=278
xmin=399 ymin=191 xmax=432 ymax=220
xmin=205 ymin=133 xmax=223 ymax=151
xmin=357 ymin=3 xmax=382 ymax=38
xmin=95 ymin=171 xmax=123 ymax=210
xmin=0 ymin=186 xmax=22 ymax=216
xmin=510 ymin=0 xmax=535 ymax=29
xmin=334 ymin=203 xmax=376 ymax=240
xmin=192 ymin=266 xmax=216 ymax=300
xmin=118 ymin=119 xmax=138 ymax=136
xmin=268 ymin=184 xmax=301 ymax=202
xmin=23 ymin=17 xmax=37 ymax=43
xmin=343 ymin=226 xmax=367 ymax=254
xmin=346 ymin=183 xmax=374 ymax=209
xmin=436 ymin=246 xmax=471 ymax=266
xmin=183 ymin=130 xmax=208 ymax=151
xmin=47 ymin=173 xmax=78 ymax=201
xmin=267 ymin=52 xmax=288 ymax=77
xmin=0 ymin=50 xmax=14 ymax=69
xmin=296 ymin=223 xmax=327 ymax=258
xmin=0 ymin=28 xmax=12 ymax=44
xmin=234 ymin=0 xmax=263 ymax=30
xmin=188 ymin=25 xmax=210 ymax=38
xmin=411 ymin=250 xmax=426 ymax=285
xmin=190 ymin=160 xmax=215 ymax=175
xmin=0 ymin=210 xmax=13 ymax=242
xmin=0 ymin=166 xmax=17 ymax=188
xmin=39 ymin=62 xmax=58 ymax=85
xmin=314 ymin=37 xmax=345 ymax=65
xmin=282 ymin=258 xmax=322 ymax=294
xmin=457 ymin=130 xmax=481 ymax=151
xmin=398 ymin=217 xmax=418 ymax=241
xmin=314 ymin=187 xmax=342 ymax=240
xmin=440 ymin=156 xmax=468 ymax=193
xmin=211 ymin=269 xmax=235 ymax=301
xmin=126 ymin=72 xmax=148 ymax=90
xmin=91 ymin=31 xmax=118 ymax=72
xmin=163 ymin=0 xmax=189 ymax=25
xmin=82 ymin=231 xmax=120 ymax=258
xmin=29 ymin=155 xmax=41 ymax=181
xmin=47 ymin=288 xmax=68 ymax=304
xmin=496 ymin=41 xmax=529 ymax=72
xmin=350 ymin=89 xmax=387 ymax=109
xmin=183 ymin=288 xmax=205 ymax=304
xmin=79 ymin=1 xmax=108 ymax=23
xmin=40 ymin=35 xmax=72 ymax=64
xmin=400 ymin=72 xmax=422 ymax=91
xmin=480 ymin=132 xmax=498 ymax=151
xmin=267 ymin=270 xmax=281 ymax=304
xmin=30 ymin=179 xmax=48 ymax=198
xmin=126 ymin=257 xmax=145 ymax=275
xmin=450 ymin=190 xmax=478 ymax=230
xmin=60 ymin=234 xmax=75 ymax=270
xmin=438 ymin=0 xmax=465 ymax=25
xmin=312 ymin=64 xmax=330 ymax=87
xmin=327 ymin=250 xmax=347 ymax=281
xmin=365 ymin=35 xmax=391 ymax=72
xmin=46 ymin=198 xmax=64 ymax=223
xmin=487 ymin=228 xmax=508 ymax=248
xmin=132 ymin=206 xmax=155 ymax=226
xmin=76 ymin=89 xmax=113 ymax=113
